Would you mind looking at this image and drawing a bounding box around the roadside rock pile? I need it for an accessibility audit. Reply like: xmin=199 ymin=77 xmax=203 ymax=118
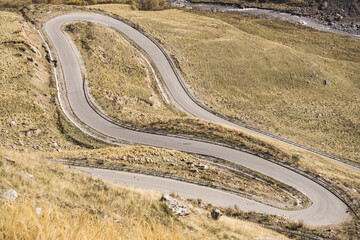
xmin=161 ymin=194 xmax=191 ymax=216
xmin=120 ymin=155 xmax=155 ymax=164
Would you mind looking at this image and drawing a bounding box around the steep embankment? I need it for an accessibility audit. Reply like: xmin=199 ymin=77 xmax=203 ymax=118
xmin=0 ymin=10 xmax=107 ymax=151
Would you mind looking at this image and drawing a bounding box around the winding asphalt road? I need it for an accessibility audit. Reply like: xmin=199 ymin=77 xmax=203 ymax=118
xmin=44 ymin=12 xmax=349 ymax=226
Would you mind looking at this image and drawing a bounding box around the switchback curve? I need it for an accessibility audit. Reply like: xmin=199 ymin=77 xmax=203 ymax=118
xmin=44 ymin=12 xmax=349 ymax=226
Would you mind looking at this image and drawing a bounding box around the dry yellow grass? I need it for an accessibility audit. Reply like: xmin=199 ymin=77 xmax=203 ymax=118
xmin=0 ymin=10 xmax=107 ymax=151
xmin=65 ymin=21 xmax=185 ymax=125
xmin=0 ymin=148 xmax=290 ymax=239
xmin=0 ymin=5 xmax=358 ymax=238
xmin=1 ymin=199 xmax=181 ymax=239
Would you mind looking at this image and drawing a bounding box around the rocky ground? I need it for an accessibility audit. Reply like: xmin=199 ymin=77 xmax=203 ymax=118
xmin=302 ymin=0 xmax=360 ymax=35
xmin=171 ymin=0 xmax=360 ymax=35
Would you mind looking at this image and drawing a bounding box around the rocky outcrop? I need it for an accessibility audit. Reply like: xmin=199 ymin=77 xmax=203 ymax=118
xmin=161 ymin=194 xmax=191 ymax=216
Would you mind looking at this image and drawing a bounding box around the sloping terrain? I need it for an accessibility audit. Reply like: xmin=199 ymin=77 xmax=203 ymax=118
xmin=0 ymin=9 xmax=304 ymax=239
xmin=47 ymin=9 xmax=360 ymax=235
xmin=63 ymin=15 xmax=360 ymax=211
xmin=93 ymin=4 xmax=360 ymax=163
xmin=0 ymin=149 xmax=291 ymax=239
xmin=0 ymin=10 xmax=78 ymax=151
xmin=1 ymin=4 xmax=360 ymax=239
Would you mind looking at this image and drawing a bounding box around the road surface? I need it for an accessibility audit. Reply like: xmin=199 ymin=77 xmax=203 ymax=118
xmin=44 ymin=12 xmax=349 ymax=226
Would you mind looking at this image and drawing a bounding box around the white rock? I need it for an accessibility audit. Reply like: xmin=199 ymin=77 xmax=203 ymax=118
xmin=36 ymin=207 xmax=42 ymax=216
xmin=2 ymin=189 xmax=18 ymax=203
xmin=161 ymin=194 xmax=190 ymax=216
xmin=10 ymin=120 xmax=16 ymax=127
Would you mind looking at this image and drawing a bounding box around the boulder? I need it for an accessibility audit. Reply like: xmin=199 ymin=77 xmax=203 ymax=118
xmin=211 ymin=209 xmax=222 ymax=220
xmin=10 ymin=120 xmax=16 ymax=127
xmin=161 ymin=194 xmax=190 ymax=216
xmin=2 ymin=189 xmax=18 ymax=203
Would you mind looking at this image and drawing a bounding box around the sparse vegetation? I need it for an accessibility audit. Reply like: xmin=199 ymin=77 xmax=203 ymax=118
xmin=0 ymin=0 xmax=65 ymax=9
xmin=0 ymin=0 xmax=31 ymax=8
xmin=51 ymin=146 xmax=311 ymax=210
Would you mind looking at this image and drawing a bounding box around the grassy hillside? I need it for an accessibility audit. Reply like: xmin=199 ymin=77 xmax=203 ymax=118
xmin=65 ymin=21 xmax=186 ymax=126
xmin=0 ymin=11 xmax=104 ymax=152
xmin=1 ymin=5 xmax=360 ymax=239
xmin=0 ymin=148 xmax=291 ymax=239
xmin=91 ymin=4 xmax=360 ymax=163
xmin=65 ymin=21 xmax=299 ymax=164
xmin=0 ymin=10 xmax=304 ymax=239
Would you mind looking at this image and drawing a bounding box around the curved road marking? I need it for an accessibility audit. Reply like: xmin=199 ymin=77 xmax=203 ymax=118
xmin=44 ymin=12 xmax=348 ymax=226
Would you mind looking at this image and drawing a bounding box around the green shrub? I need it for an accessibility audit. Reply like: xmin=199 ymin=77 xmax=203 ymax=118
xmin=291 ymin=154 xmax=300 ymax=163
